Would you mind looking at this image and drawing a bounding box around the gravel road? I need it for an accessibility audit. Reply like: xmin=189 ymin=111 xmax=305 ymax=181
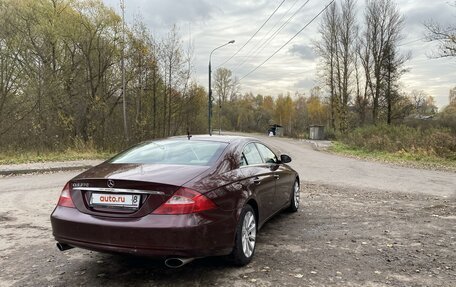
xmin=0 ymin=136 xmax=454 ymax=286
xmin=0 ymin=160 xmax=102 ymax=176
xmin=258 ymin=134 xmax=456 ymax=198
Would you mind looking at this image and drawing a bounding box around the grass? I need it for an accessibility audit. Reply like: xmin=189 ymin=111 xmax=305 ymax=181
xmin=0 ymin=149 xmax=114 ymax=165
xmin=330 ymin=141 xmax=456 ymax=172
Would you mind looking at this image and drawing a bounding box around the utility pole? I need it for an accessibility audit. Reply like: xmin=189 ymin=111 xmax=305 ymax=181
xmin=208 ymin=40 xmax=235 ymax=136
xmin=208 ymin=60 xmax=212 ymax=135
xmin=120 ymin=0 xmax=129 ymax=143
xmin=218 ymin=94 xmax=221 ymax=135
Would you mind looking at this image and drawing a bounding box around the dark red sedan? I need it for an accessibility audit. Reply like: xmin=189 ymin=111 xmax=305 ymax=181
xmin=51 ymin=135 xmax=300 ymax=267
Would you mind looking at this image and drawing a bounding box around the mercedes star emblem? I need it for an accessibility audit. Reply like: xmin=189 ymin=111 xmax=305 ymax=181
xmin=107 ymin=179 xmax=115 ymax=188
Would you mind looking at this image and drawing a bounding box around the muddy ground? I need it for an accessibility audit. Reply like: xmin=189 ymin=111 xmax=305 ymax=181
xmin=0 ymin=180 xmax=454 ymax=287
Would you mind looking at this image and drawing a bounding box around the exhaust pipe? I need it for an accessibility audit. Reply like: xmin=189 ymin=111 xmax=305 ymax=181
xmin=56 ymin=243 xmax=74 ymax=251
xmin=164 ymin=257 xmax=195 ymax=268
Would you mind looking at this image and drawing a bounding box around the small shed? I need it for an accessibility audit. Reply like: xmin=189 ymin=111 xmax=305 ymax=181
xmin=268 ymin=124 xmax=284 ymax=137
xmin=309 ymin=125 xmax=325 ymax=140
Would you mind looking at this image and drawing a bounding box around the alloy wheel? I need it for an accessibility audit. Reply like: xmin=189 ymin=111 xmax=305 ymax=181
xmin=241 ymin=211 xmax=256 ymax=258
xmin=294 ymin=181 xmax=300 ymax=209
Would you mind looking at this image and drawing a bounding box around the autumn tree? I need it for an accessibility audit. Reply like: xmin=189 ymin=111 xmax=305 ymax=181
xmin=214 ymin=67 xmax=234 ymax=103
xmin=128 ymin=20 xmax=160 ymax=140
xmin=408 ymin=90 xmax=438 ymax=116
xmin=437 ymin=102 xmax=456 ymax=132
xmin=291 ymin=95 xmax=307 ymax=137
xmin=307 ymin=87 xmax=327 ymax=126
xmin=274 ymin=94 xmax=295 ymax=134
xmin=0 ymin=0 xmax=29 ymax=140
xmin=0 ymin=0 xmax=204 ymax=152
xmin=213 ymin=67 xmax=238 ymax=133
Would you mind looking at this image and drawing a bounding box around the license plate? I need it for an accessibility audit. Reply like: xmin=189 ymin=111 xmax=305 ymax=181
xmin=90 ymin=193 xmax=140 ymax=209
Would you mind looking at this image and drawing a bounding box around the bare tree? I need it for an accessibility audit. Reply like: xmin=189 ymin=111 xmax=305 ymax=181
xmin=424 ymin=2 xmax=456 ymax=58
xmin=315 ymin=2 xmax=339 ymax=131
xmin=361 ymin=0 xmax=406 ymax=124
xmin=354 ymin=40 xmax=370 ymax=126
xmin=336 ymin=0 xmax=358 ymax=131
xmin=382 ymin=41 xmax=409 ymax=124
xmin=230 ymin=76 xmax=241 ymax=101
xmin=213 ymin=67 xmax=237 ymax=133
xmin=214 ymin=68 xmax=234 ymax=103
xmin=408 ymin=90 xmax=437 ymax=116
xmin=315 ymin=0 xmax=358 ymax=132
xmin=158 ymin=25 xmax=193 ymax=137
xmin=159 ymin=26 xmax=180 ymax=137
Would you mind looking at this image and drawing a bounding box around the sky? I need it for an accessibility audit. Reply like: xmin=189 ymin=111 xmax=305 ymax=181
xmin=102 ymin=0 xmax=456 ymax=109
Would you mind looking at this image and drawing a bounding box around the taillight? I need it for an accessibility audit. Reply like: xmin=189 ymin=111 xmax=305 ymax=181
xmin=57 ymin=182 xmax=75 ymax=208
xmin=152 ymin=188 xmax=216 ymax=215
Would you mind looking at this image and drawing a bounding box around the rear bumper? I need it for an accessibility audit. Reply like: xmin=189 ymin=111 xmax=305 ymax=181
xmin=51 ymin=206 xmax=236 ymax=258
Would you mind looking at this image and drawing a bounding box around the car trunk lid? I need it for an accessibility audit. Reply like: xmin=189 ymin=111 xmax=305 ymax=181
xmin=69 ymin=163 xmax=211 ymax=217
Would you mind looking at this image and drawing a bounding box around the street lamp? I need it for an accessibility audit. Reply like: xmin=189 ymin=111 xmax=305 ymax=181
xmin=208 ymin=40 xmax=235 ymax=136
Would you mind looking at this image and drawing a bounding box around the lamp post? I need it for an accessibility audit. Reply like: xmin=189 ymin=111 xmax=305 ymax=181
xmin=218 ymin=92 xmax=221 ymax=135
xmin=208 ymin=40 xmax=235 ymax=136
xmin=120 ymin=0 xmax=128 ymax=143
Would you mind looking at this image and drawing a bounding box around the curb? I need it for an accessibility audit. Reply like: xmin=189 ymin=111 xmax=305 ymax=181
xmin=0 ymin=165 xmax=95 ymax=176
xmin=303 ymin=140 xmax=332 ymax=151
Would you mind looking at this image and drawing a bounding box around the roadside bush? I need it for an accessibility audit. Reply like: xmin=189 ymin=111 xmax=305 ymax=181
xmin=323 ymin=128 xmax=338 ymax=140
xmin=341 ymin=124 xmax=456 ymax=160
xmin=436 ymin=104 xmax=456 ymax=132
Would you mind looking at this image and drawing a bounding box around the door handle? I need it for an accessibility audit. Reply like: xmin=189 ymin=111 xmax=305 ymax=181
xmin=233 ymin=183 xmax=243 ymax=189
xmin=274 ymin=174 xmax=280 ymax=180
xmin=253 ymin=177 xmax=261 ymax=185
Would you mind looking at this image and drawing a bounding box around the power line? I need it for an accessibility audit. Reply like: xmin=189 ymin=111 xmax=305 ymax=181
xmin=239 ymin=0 xmax=335 ymax=81
xmin=232 ymin=0 xmax=310 ymax=73
xmin=398 ymin=37 xmax=426 ymax=46
xmin=250 ymin=0 xmax=301 ymax=52
xmin=217 ymin=0 xmax=287 ymax=68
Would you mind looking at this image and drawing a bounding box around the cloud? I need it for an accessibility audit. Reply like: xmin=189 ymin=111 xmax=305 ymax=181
xmin=103 ymin=0 xmax=216 ymax=33
xmin=141 ymin=0 xmax=214 ymax=27
xmin=101 ymin=0 xmax=455 ymax=108
xmin=288 ymin=44 xmax=316 ymax=60
xmin=400 ymin=1 xmax=455 ymax=28
xmin=293 ymin=78 xmax=317 ymax=90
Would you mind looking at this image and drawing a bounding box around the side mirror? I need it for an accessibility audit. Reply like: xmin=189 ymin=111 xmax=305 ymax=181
xmin=280 ymin=154 xmax=292 ymax=164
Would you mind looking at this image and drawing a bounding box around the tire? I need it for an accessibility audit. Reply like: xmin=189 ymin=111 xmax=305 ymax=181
xmin=287 ymin=180 xmax=300 ymax=213
xmin=229 ymin=205 xmax=257 ymax=266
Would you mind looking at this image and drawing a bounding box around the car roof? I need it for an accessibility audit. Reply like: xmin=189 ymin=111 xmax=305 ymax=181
xmin=169 ymin=134 xmax=259 ymax=144
xmin=137 ymin=134 xmax=283 ymax=158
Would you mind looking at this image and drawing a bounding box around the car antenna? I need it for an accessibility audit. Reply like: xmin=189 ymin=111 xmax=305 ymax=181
xmin=187 ymin=128 xmax=192 ymax=140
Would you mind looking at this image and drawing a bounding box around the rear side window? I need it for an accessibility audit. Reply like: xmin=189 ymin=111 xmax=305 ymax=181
xmin=255 ymin=143 xmax=278 ymax=164
xmin=109 ymin=140 xmax=228 ymax=166
xmin=242 ymin=143 xmax=263 ymax=166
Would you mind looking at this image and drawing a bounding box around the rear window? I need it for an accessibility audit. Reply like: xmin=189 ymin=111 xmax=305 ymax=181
xmin=109 ymin=140 xmax=228 ymax=166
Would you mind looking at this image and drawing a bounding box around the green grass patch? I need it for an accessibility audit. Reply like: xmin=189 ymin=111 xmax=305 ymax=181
xmin=0 ymin=149 xmax=114 ymax=165
xmin=330 ymin=141 xmax=456 ymax=172
xmin=341 ymin=124 xmax=456 ymax=160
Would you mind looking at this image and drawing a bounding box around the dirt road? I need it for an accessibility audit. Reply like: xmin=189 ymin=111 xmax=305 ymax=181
xmin=0 ymin=136 xmax=455 ymax=286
